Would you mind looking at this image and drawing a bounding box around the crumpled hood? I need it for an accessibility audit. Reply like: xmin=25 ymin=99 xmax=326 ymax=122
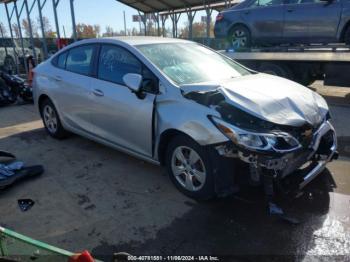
xmin=181 ymin=73 xmax=329 ymax=127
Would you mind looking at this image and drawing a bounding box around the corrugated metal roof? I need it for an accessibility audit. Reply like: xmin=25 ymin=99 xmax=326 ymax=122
xmin=0 ymin=0 xmax=235 ymax=13
xmin=117 ymin=0 xmax=230 ymax=13
xmin=0 ymin=0 xmax=15 ymax=3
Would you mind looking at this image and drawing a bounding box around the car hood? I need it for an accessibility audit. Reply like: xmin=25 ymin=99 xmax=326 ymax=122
xmin=180 ymin=73 xmax=329 ymax=127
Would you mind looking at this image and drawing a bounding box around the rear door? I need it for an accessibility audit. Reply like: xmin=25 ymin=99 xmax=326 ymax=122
xmin=50 ymin=44 xmax=97 ymax=133
xmin=284 ymin=0 xmax=342 ymax=43
xmin=89 ymin=44 xmax=158 ymax=157
xmin=244 ymin=0 xmax=285 ymax=43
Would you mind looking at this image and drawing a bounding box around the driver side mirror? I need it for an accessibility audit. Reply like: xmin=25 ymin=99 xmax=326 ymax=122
xmin=123 ymin=73 xmax=146 ymax=99
xmin=123 ymin=73 xmax=142 ymax=93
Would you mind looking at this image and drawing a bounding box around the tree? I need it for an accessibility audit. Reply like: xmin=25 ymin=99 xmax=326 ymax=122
xmin=179 ymin=21 xmax=214 ymax=39
xmin=22 ymin=18 xmax=39 ymax=37
xmin=0 ymin=22 xmax=7 ymax=37
xmin=36 ymin=16 xmax=56 ymax=38
xmin=76 ymin=23 xmax=100 ymax=38
xmin=93 ymin=25 xmax=101 ymax=37
xmin=12 ymin=23 xmax=20 ymax=38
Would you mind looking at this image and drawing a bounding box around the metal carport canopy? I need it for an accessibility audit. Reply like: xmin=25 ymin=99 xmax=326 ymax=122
xmin=117 ymin=0 xmax=229 ymax=13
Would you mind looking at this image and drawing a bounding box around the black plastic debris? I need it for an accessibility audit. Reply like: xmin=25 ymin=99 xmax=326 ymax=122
xmin=0 ymin=150 xmax=44 ymax=189
xmin=18 ymin=199 xmax=35 ymax=212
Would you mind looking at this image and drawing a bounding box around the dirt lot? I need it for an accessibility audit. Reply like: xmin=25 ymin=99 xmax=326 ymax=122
xmin=1 ymin=82 xmax=350 ymax=261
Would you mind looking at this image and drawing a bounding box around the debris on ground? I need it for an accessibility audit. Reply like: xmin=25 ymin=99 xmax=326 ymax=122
xmin=0 ymin=150 xmax=44 ymax=189
xmin=17 ymin=199 xmax=35 ymax=212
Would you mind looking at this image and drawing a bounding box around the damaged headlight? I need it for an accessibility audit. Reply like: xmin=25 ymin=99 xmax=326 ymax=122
xmin=210 ymin=116 xmax=302 ymax=153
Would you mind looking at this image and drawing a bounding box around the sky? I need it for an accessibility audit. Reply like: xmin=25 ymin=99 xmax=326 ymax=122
xmin=0 ymin=0 xmax=218 ymax=37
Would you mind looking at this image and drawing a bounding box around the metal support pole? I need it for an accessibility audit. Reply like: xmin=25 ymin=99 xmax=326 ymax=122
xmin=37 ymin=0 xmax=49 ymax=59
xmin=52 ymin=0 xmax=61 ymax=43
xmin=187 ymin=9 xmax=196 ymax=40
xmin=205 ymin=7 xmax=213 ymax=45
xmin=14 ymin=1 xmax=29 ymax=75
xmin=24 ymin=0 xmax=38 ymax=65
xmin=5 ymin=3 xmax=19 ymax=74
xmin=170 ymin=12 xmax=175 ymax=38
xmin=156 ymin=13 xmax=160 ymax=36
xmin=123 ymin=11 xmax=127 ymax=36
xmin=173 ymin=13 xmax=181 ymax=38
xmin=70 ymin=0 xmax=77 ymax=41
xmin=138 ymin=11 xmax=147 ymax=36
xmin=161 ymin=15 xmax=167 ymax=37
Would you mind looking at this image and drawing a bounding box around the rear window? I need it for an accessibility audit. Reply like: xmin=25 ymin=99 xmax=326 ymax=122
xmin=57 ymin=52 xmax=67 ymax=69
xmin=65 ymin=45 xmax=95 ymax=75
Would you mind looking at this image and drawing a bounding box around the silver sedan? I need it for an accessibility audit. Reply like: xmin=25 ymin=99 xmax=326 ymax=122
xmin=33 ymin=37 xmax=337 ymax=199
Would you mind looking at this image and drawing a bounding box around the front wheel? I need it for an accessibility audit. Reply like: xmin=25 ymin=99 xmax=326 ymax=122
xmin=165 ymin=136 xmax=215 ymax=200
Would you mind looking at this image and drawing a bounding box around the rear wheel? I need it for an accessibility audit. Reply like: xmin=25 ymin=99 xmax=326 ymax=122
xmin=165 ymin=136 xmax=215 ymax=200
xmin=40 ymin=98 xmax=68 ymax=139
xmin=228 ymin=25 xmax=251 ymax=49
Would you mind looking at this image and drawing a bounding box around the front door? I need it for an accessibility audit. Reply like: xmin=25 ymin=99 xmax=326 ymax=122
xmin=284 ymin=0 xmax=342 ymax=43
xmin=89 ymin=44 xmax=157 ymax=157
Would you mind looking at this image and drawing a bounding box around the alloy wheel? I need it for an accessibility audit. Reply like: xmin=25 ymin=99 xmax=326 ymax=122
xmin=171 ymin=146 xmax=206 ymax=192
xmin=231 ymin=29 xmax=247 ymax=49
xmin=43 ymin=105 xmax=58 ymax=134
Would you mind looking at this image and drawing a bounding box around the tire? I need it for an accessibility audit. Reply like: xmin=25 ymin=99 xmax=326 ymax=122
xmin=40 ymin=98 xmax=68 ymax=139
xmin=165 ymin=135 xmax=215 ymax=200
xmin=227 ymin=25 xmax=251 ymax=49
xmin=258 ymin=62 xmax=294 ymax=80
xmin=344 ymin=26 xmax=350 ymax=46
xmin=3 ymin=56 xmax=16 ymax=74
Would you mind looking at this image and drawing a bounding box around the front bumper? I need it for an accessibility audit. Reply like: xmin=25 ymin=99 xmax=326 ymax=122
xmin=216 ymin=120 xmax=338 ymax=191
xmin=297 ymin=120 xmax=337 ymax=189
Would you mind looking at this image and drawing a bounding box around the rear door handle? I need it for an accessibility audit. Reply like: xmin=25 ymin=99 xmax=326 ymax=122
xmin=92 ymin=89 xmax=104 ymax=97
xmin=53 ymin=76 xmax=62 ymax=81
xmin=287 ymin=9 xmax=294 ymax=12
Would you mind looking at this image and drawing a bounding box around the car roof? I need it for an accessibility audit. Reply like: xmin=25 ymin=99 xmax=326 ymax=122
xmin=71 ymin=36 xmax=192 ymax=47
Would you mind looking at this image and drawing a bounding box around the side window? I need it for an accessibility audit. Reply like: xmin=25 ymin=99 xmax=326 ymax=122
xmin=142 ymin=66 xmax=159 ymax=94
xmin=66 ymin=45 xmax=95 ymax=75
xmin=98 ymin=45 xmax=142 ymax=85
xmin=251 ymin=0 xmax=283 ymax=6
xmin=57 ymin=52 xmax=68 ymax=69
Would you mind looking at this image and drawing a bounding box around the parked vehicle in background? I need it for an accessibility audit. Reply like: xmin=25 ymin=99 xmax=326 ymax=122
xmin=214 ymin=0 xmax=350 ymax=48
xmin=0 ymin=38 xmax=41 ymax=73
xmin=33 ymin=37 xmax=337 ymax=200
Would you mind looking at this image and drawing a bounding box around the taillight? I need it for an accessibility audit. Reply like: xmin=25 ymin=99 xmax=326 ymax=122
xmin=216 ymin=13 xmax=224 ymax=22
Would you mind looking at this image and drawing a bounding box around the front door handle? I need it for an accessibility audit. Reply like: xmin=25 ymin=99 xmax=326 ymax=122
xmin=287 ymin=9 xmax=294 ymax=12
xmin=92 ymin=89 xmax=104 ymax=97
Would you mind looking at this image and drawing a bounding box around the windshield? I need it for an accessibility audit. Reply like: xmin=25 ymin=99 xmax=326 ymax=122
xmin=136 ymin=42 xmax=251 ymax=85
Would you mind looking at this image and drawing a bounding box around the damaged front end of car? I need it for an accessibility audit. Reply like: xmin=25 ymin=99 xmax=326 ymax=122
xmin=181 ymin=84 xmax=338 ymax=197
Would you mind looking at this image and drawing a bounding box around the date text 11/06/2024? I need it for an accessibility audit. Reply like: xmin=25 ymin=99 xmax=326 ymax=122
xmin=126 ymin=255 xmax=220 ymax=261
